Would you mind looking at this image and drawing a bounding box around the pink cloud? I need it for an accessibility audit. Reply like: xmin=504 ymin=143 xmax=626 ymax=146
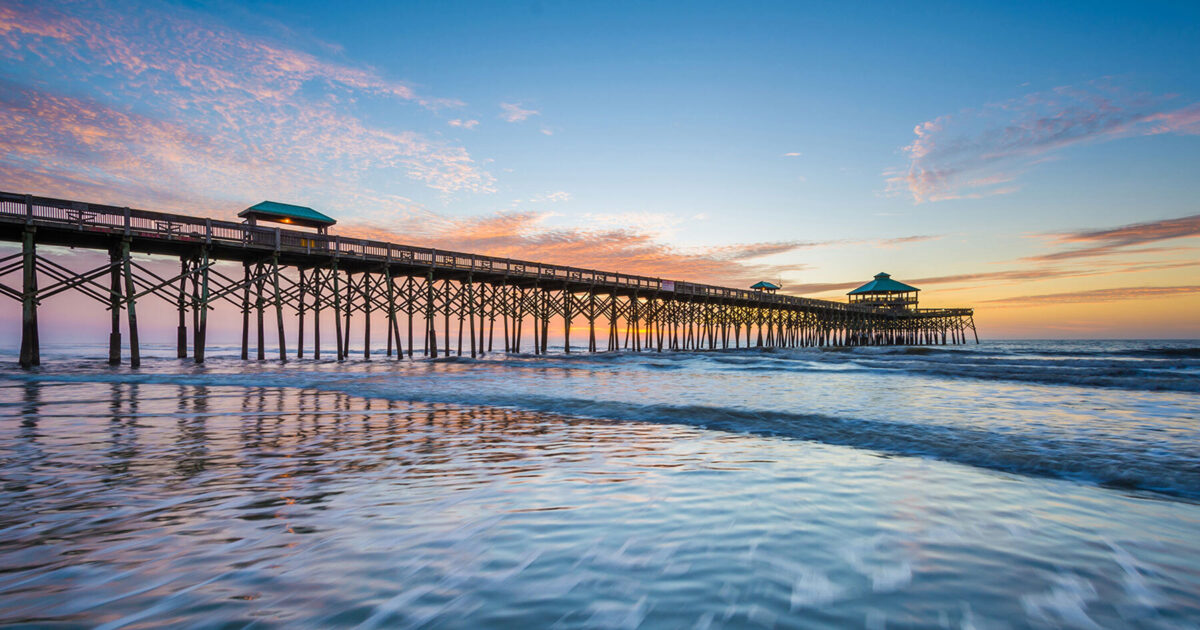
xmin=983 ymin=285 xmax=1200 ymax=307
xmin=1025 ymin=213 xmax=1200 ymax=261
xmin=0 ymin=1 xmax=492 ymax=199
xmin=887 ymin=81 xmax=1200 ymax=203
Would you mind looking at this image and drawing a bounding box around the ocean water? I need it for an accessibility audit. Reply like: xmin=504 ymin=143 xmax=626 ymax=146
xmin=1 ymin=340 xmax=1198 ymax=628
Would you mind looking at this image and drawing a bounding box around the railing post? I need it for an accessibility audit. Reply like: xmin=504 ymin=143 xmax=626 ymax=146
xmin=24 ymin=195 xmax=32 ymax=225
xmin=205 ymin=218 xmax=212 ymax=245
xmin=274 ymin=228 xmax=281 ymax=252
xmin=123 ymin=207 xmax=131 ymax=236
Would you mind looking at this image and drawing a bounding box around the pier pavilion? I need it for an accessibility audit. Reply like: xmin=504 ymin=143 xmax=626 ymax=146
xmin=848 ymin=272 xmax=919 ymax=311
xmin=239 ymin=201 xmax=336 ymax=234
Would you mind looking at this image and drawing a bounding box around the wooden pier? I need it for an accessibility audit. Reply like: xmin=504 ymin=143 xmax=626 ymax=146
xmin=0 ymin=191 xmax=977 ymax=367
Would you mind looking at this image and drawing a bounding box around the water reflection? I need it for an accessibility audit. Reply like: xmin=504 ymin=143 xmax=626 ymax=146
xmin=0 ymin=380 xmax=1198 ymax=628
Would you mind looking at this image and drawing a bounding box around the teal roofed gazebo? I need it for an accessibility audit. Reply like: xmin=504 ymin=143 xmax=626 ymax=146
xmin=750 ymin=281 xmax=781 ymax=293
xmin=848 ymin=272 xmax=919 ymax=310
xmin=239 ymin=201 xmax=336 ymax=234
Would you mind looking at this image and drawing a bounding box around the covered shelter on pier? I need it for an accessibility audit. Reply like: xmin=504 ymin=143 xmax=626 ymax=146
xmin=238 ymin=201 xmax=336 ymax=234
xmin=750 ymin=281 xmax=781 ymax=294
xmin=847 ymin=272 xmax=919 ymax=310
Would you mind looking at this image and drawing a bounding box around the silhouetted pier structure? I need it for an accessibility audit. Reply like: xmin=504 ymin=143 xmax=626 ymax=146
xmin=0 ymin=191 xmax=977 ymax=368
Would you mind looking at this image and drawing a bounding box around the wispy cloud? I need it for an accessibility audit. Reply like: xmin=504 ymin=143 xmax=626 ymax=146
xmin=0 ymin=0 xmax=494 ymax=204
xmin=584 ymin=212 xmax=684 ymax=240
xmin=785 ymin=280 xmax=865 ymax=294
xmin=338 ymin=211 xmax=811 ymax=287
xmin=878 ymin=234 xmax=942 ymax=248
xmin=782 ymin=152 xmax=802 ymax=157
xmin=790 ymin=259 xmax=1200 ymax=297
xmin=448 ymin=119 xmax=479 ymax=129
xmin=1025 ymin=213 xmax=1200 ymax=261
xmin=500 ymin=102 xmax=539 ymax=122
xmin=983 ymin=285 xmax=1200 ymax=307
xmin=886 ymin=81 xmax=1200 ymax=203
xmin=531 ymin=191 xmax=572 ymax=203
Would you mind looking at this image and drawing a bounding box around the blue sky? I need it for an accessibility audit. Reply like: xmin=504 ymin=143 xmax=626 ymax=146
xmin=1 ymin=0 xmax=1199 ymax=336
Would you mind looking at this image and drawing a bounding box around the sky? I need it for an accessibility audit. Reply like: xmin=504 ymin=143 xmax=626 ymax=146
xmin=1 ymin=0 xmax=1199 ymax=340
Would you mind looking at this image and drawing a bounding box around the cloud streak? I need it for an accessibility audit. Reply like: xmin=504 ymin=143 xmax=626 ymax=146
xmin=500 ymin=102 xmax=539 ymax=122
xmin=789 ymin=259 xmax=1200 ymax=298
xmin=887 ymin=81 xmax=1200 ymax=203
xmin=983 ymin=285 xmax=1200 ymax=307
xmin=1026 ymin=213 xmax=1200 ymax=261
xmin=0 ymin=0 xmax=494 ymax=202
xmin=338 ymin=210 xmax=814 ymax=287
xmin=339 ymin=210 xmax=941 ymax=291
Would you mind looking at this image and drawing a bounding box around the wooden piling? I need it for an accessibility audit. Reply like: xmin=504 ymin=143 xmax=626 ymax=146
xmin=121 ymin=240 xmax=139 ymax=368
xmin=297 ymin=268 xmax=306 ymax=359
xmin=333 ymin=264 xmax=344 ymax=361
xmin=176 ymin=257 xmax=188 ymax=358
xmin=108 ymin=244 xmax=121 ymax=366
xmin=272 ymin=255 xmax=286 ymax=362
xmin=240 ymin=262 xmax=251 ymax=361
xmin=19 ymin=229 xmax=39 ymax=368
xmin=194 ymin=249 xmax=210 ymax=364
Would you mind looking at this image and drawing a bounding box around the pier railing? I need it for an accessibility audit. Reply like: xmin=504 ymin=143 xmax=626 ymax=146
xmin=0 ymin=191 xmax=884 ymax=314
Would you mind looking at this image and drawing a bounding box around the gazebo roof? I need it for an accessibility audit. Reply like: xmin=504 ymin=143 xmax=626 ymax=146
xmin=848 ymin=272 xmax=919 ymax=295
xmin=750 ymin=281 xmax=781 ymax=290
xmin=238 ymin=201 xmax=336 ymax=229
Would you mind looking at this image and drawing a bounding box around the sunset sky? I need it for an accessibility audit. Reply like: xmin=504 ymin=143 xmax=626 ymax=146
xmin=1 ymin=0 xmax=1199 ymax=339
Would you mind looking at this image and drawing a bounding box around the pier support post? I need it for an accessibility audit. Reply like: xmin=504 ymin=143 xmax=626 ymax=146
xmin=386 ymin=268 xmax=402 ymax=360
xmin=426 ymin=271 xmax=436 ymax=358
xmin=297 ymin=269 xmax=306 ymax=359
xmin=241 ymin=262 xmax=251 ymax=360
xmin=312 ymin=268 xmax=322 ymax=360
xmin=107 ymin=243 xmax=121 ymax=366
xmin=502 ymin=285 xmax=511 ymax=352
xmin=406 ymin=276 xmax=415 ymax=359
xmin=468 ymin=275 xmax=477 ymax=358
xmin=122 ymin=240 xmax=140 ymax=368
xmin=587 ymin=292 xmax=596 ymax=353
xmin=385 ymin=271 xmax=393 ymax=357
xmin=195 ymin=249 xmax=210 ymax=363
xmin=540 ymin=290 xmax=550 ymax=355
xmin=19 ymin=229 xmax=39 ymax=368
xmin=176 ymin=257 xmax=188 ymax=358
xmin=333 ymin=264 xmax=344 ymax=361
xmin=562 ymin=286 xmax=571 ymax=354
xmin=272 ymin=255 xmax=286 ymax=362
xmin=362 ymin=272 xmax=372 ymax=360
xmin=343 ymin=273 xmax=354 ymax=358
xmin=443 ymin=280 xmax=451 ymax=357
xmin=256 ymin=262 xmax=266 ymax=361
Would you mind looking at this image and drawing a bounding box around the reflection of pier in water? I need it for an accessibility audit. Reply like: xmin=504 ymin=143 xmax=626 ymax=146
xmin=1 ymin=191 xmax=977 ymax=367
xmin=3 ymin=381 xmax=662 ymax=492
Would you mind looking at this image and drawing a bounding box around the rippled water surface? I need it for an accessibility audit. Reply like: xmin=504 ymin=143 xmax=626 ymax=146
xmin=1 ymin=340 xmax=1199 ymax=628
